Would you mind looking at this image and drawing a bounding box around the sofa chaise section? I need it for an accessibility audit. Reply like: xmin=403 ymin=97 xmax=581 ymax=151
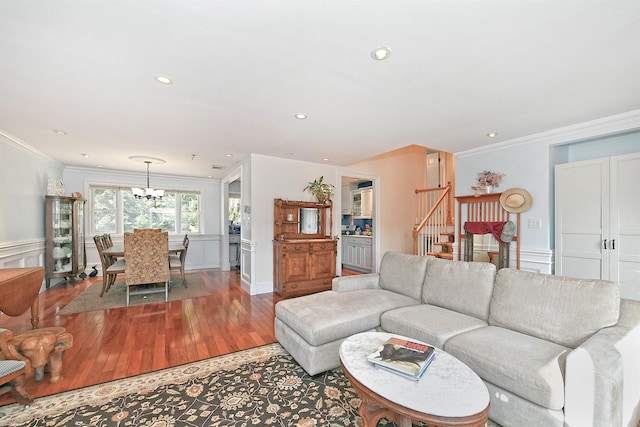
xmin=275 ymin=252 xmax=427 ymax=375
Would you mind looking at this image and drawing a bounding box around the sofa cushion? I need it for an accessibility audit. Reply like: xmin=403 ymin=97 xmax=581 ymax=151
xmin=378 ymin=252 xmax=429 ymax=301
xmin=275 ymin=289 xmax=418 ymax=346
xmin=444 ymin=326 xmax=569 ymax=410
xmin=489 ymin=269 xmax=620 ymax=348
xmin=380 ymin=304 xmax=487 ymax=349
xmin=423 ymin=257 xmax=496 ymax=320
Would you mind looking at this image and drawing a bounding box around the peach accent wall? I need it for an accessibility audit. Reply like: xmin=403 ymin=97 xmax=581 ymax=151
xmin=348 ymin=145 xmax=427 ymax=255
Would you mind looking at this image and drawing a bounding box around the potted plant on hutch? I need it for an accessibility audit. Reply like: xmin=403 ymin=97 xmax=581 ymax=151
xmin=304 ymin=176 xmax=335 ymax=204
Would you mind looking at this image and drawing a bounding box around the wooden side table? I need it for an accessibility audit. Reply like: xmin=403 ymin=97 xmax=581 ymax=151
xmin=0 ymin=267 xmax=44 ymax=329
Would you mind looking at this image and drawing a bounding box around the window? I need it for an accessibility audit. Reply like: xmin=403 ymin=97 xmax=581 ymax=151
xmin=90 ymin=186 xmax=200 ymax=235
xmin=93 ymin=188 xmax=117 ymax=233
xmin=229 ymin=197 xmax=241 ymax=224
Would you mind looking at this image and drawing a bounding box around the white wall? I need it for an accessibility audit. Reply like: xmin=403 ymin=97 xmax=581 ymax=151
xmin=0 ymin=135 xmax=63 ymax=243
xmin=0 ymin=135 xmax=63 ymax=274
xmin=246 ymin=154 xmax=338 ymax=294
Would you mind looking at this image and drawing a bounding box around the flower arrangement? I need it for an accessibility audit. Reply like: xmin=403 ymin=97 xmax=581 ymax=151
xmin=477 ymin=170 xmax=504 ymax=188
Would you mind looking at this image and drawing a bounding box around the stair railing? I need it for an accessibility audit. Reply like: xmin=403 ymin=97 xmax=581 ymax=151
xmin=413 ymin=184 xmax=452 ymax=256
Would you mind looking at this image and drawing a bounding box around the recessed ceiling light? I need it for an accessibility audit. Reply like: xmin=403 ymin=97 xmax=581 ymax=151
xmin=295 ymin=113 xmax=307 ymax=120
xmin=97 ymin=165 xmax=103 ymax=168
xmin=155 ymin=75 xmax=173 ymax=84
xmin=487 ymin=132 xmax=498 ymax=138
xmin=371 ymin=46 xmax=391 ymax=61
xmin=225 ymin=153 xmax=233 ymax=157
xmin=81 ymin=153 xmax=89 ymax=158
xmin=52 ymin=129 xmax=67 ymax=135
xmin=323 ymin=158 xmax=330 ymax=162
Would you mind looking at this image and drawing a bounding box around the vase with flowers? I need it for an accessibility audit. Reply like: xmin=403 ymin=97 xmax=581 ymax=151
xmin=477 ymin=171 xmax=504 ymax=193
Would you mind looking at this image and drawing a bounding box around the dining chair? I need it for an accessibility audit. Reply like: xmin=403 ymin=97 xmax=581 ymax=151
xmin=93 ymin=234 xmax=125 ymax=297
xmin=124 ymin=230 xmax=170 ymax=307
xmin=169 ymin=234 xmax=189 ymax=287
xmin=0 ymin=329 xmax=33 ymax=407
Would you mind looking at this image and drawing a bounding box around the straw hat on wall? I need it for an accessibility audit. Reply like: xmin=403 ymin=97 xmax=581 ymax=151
xmin=500 ymin=188 xmax=533 ymax=213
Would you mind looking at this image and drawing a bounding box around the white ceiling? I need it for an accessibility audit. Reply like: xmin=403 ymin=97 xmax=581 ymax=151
xmin=1 ymin=1 xmax=639 ymax=178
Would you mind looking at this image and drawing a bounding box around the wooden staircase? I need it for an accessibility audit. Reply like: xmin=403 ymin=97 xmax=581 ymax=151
xmin=430 ymin=231 xmax=455 ymax=260
xmin=412 ymin=184 xmax=454 ymax=259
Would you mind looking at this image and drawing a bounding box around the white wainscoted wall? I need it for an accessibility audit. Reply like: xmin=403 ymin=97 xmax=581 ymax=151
xmin=0 ymin=134 xmax=222 ymax=291
xmin=1 ymin=134 xmax=63 ymax=291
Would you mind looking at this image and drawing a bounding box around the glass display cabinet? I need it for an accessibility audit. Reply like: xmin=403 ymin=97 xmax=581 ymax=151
xmin=45 ymin=195 xmax=86 ymax=288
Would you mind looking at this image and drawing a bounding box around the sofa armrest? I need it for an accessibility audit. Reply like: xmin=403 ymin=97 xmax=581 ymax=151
xmin=564 ymin=298 xmax=640 ymax=427
xmin=332 ymin=273 xmax=380 ymax=292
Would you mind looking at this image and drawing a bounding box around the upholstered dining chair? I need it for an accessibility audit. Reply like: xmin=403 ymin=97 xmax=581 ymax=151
xmin=93 ymin=234 xmax=125 ymax=297
xmin=169 ymin=234 xmax=189 ymax=287
xmin=0 ymin=329 xmax=33 ymax=407
xmin=124 ymin=230 xmax=170 ymax=307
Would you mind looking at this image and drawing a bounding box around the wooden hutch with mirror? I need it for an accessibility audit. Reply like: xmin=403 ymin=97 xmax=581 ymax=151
xmin=273 ymin=198 xmax=337 ymax=298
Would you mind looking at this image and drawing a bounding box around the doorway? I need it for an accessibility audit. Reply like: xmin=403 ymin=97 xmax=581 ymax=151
xmin=338 ymin=173 xmax=378 ymax=275
xmin=221 ymin=167 xmax=242 ymax=272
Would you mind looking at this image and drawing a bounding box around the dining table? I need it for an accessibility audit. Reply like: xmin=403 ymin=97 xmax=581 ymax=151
xmin=102 ymin=243 xmax=186 ymax=258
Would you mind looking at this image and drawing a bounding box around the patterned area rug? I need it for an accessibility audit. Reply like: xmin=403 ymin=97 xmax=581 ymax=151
xmin=1 ymin=344 xmax=500 ymax=427
xmin=58 ymin=272 xmax=210 ymax=314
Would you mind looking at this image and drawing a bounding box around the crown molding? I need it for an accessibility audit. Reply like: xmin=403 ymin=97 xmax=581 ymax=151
xmin=0 ymin=129 xmax=64 ymax=168
xmin=455 ymin=109 xmax=640 ymax=159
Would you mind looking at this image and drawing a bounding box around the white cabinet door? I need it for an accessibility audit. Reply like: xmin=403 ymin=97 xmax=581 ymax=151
xmin=555 ymin=158 xmax=608 ymax=280
xmin=341 ymin=185 xmax=352 ymax=215
xmin=610 ymin=153 xmax=640 ymax=300
xmin=555 ymin=153 xmax=640 ymax=300
xmin=353 ymin=188 xmax=373 ymax=219
xmin=363 ymin=242 xmax=373 ymax=270
xmin=361 ymin=188 xmax=373 ymax=218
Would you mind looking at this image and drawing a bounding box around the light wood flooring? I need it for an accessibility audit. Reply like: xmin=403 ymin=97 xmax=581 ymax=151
xmin=0 ymin=269 xmax=282 ymax=405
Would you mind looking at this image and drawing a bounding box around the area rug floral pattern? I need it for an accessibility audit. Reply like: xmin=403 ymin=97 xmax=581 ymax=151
xmin=1 ymin=343 xmax=499 ymax=427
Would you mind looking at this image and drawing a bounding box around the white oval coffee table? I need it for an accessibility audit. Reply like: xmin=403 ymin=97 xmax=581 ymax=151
xmin=339 ymin=332 xmax=490 ymax=427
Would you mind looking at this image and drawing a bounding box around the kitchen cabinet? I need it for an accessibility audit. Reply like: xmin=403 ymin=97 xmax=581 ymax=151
xmin=229 ymin=234 xmax=240 ymax=268
xmin=352 ymin=187 xmax=373 ymax=219
xmin=273 ymin=199 xmax=337 ymax=298
xmin=45 ymin=195 xmax=86 ymax=288
xmin=342 ymin=236 xmax=372 ymax=272
xmin=555 ymin=153 xmax=640 ymax=300
xmin=341 ymin=184 xmax=352 ymax=215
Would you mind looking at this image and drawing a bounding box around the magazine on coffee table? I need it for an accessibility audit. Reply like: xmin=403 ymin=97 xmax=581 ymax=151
xmin=367 ymin=337 xmax=435 ymax=380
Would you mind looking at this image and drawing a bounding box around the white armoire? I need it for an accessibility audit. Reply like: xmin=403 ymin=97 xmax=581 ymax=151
xmin=555 ymin=152 xmax=640 ymax=300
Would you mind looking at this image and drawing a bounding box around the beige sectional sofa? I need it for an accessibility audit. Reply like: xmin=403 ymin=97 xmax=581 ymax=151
xmin=274 ymin=252 xmax=640 ymax=427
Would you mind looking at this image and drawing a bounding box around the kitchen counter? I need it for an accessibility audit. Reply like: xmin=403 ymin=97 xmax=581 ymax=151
xmin=341 ymin=234 xmax=372 ymax=238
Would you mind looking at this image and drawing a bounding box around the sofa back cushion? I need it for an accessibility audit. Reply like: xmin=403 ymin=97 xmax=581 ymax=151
xmin=489 ymin=269 xmax=620 ymax=348
xmin=378 ymin=252 xmax=429 ymax=301
xmin=423 ymin=257 xmax=496 ymax=320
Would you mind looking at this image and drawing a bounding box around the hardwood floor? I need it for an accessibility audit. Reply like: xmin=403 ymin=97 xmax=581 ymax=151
xmin=0 ymin=270 xmax=282 ymax=405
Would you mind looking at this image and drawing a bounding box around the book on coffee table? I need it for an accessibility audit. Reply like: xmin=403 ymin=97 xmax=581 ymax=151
xmin=367 ymin=337 xmax=435 ymax=381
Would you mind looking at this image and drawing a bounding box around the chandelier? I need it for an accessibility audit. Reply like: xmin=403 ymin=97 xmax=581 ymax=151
xmin=131 ymin=160 xmax=164 ymax=200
